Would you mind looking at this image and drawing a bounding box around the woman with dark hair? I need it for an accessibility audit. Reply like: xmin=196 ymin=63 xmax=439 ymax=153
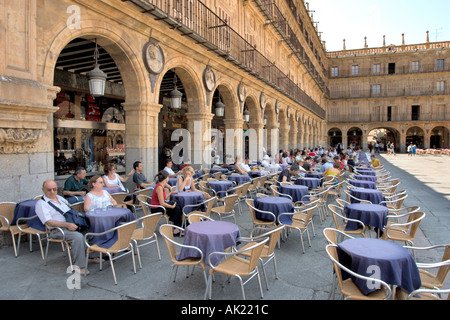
xmin=150 ymin=170 xmax=183 ymax=235
xmin=84 ymin=175 xmax=118 ymax=212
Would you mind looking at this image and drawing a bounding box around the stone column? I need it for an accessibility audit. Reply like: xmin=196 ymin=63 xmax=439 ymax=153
xmin=290 ymin=125 xmax=298 ymax=150
xmin=185 ymin=112 xmax=214 ymax=168
xmin=122 ymin=102 xmax=161 ymax=188
xmin=247 ymin=122 xmax=265 ymax=161
xmin=280 ymin=127 xmax=290 ymax=151
xmin=223 ymin=118 xmax=245 ymax=161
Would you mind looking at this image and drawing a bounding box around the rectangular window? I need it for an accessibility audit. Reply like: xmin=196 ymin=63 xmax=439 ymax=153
xmin=331 ymin=67 xmax=339 ymax=77
xmin=411 ymin=61 xmax=419 ymax=72
xmin=387 ymin=106 xmax=392 ymax=122
xmin=372 ymin=84 xmax=381 ymax=95
xmin=373 ymin=64 xmax=381 ymax=74
xmin=437 ymin=59 xmax=445 ymax=70
xmin=388 ymin=63 xmax=396 ymax=74
xmin=411 ymin=105 xmax=420 ymax=121
xmin=436 ymin=81 xmax=445 ymax=92
xmin=352 ymin=65 xmax=359 ymax=76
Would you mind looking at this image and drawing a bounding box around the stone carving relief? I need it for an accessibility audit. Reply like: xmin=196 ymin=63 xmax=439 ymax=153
xmin=0 ymin=128 xmax=42 ymax=154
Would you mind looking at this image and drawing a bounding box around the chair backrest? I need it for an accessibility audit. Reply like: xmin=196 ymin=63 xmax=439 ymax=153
xmin=336 ymin=198 xmax=351 ymax=208
xmin=137 ymin=195 xmax=152 ymax=215
xmin=111 ymin=192 xmax=128 ymax=205
xmin=188 ymin=213 xmax=214 ymax=224
xmin=223 ymin=194 xmax=239 ymax=211
xmin=33 ymin=195 xmax=43 ymax=200
xmin=408 ymin=212 xmax=426 ymax=237
xmin=299 ymin=204 xmax=317 ymax=223
xmin=0 ymin=202 xmax=17 ymax=230
xmin=204 ymin=196 xmax=217 ymax=216
xmin=159 ymin=224 xmax=177 ymax=262
xmin=279 ymin=182 xmax=293 ymax=186
xmin=108 ymin=220 xmax=138 ymax=251
xmin=270 ymin=185 xmax=279 ymax=196
xmin=138 ymin=212 xmax=162 ymax=238
xmin=328 ymin=204 xmax=345 ymax=229
xmin=70 ymin=201 xmax=85 ymax=213
xmin=323 ymin=227 xmax=354 ymax=245
xmin=244 ymin=238 xmax=269 ymax=273
xmin=435 ymin=246 xmax=450 ymax=284
xmin=264 ymin=226 xmax=285 ymax=255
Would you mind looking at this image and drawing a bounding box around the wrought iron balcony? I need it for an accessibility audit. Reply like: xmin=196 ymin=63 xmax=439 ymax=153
xmin=121 ymin=0 xmax=326 ymax=119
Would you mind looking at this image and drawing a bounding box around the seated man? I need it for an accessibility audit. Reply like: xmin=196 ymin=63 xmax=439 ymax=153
xmin=163 ymin=158 xmax=178 ymax=178
xmin=370 ymin=155 xmax=381 ymax=168
xmin=133 ymin=161 xmax=156 ymax=190
xmin=63 ymin=167 xmax=89 ymax=204
xmin=278 ymin=163 xmax=300 ymax=183
xmin=36 ymin=179 xmax=89 ymax=275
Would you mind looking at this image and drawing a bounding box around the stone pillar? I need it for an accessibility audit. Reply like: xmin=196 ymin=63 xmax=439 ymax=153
xmin=290 ymin=125 xmax=298 ymax=150
xmin=266 ymin=125 xmax=279 ymax=157
xmin=399 ymin=132 xmax=407 ymax=153
xmin=223 ymin=118 xmax=245 ymax=161
xmin=122 ymin=102 xmax=161 ymax=189
xmin=185 ymin=112 xmax=214 ymax=168
xmin=280 ymin=127 xmax=290 ymax=151
xmin=247 ymin=122 xmax=264 ymax=161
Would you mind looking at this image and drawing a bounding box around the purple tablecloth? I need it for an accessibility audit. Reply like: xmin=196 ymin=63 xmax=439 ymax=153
xmin=254 ymin=196 xmax=293 ymax=225
xmin=356 ymin=170 xmax=376 ymax=176
xmin=86 ymin=207 xmax=136 ymax=248
xmin=12 ymin=199 xmax=45 ymax=231
xmin=279 ymin=185 xmax=309 ymax=203
xmin=176 ymin=220 xmax=240 ymax=266
xmin=305 ymin=172 xmax=323 ymax=179
xmin=349 ymin=180 xmax=377 ymax=190
xmin=171 ymin=191 xmax=204 ymax=214
xmin=295 ymin=177 xmax=321 ymax=189
xmin=344 ymin=203 xmax=389 ymax=232
xmin=227 ymin=174 xmax=251 ymax=184
xmin=103 ymin=186 xmax=124 ymax=194
xmin=168 ymin=178 xmax=178 ymax=187
xmin=350 ymin=188 xmax=385 ymax=205
xmin=354 ymin=175 xmax=377 ymax=182
xmin=210 ymin=168 xmax=229 ymax=175
xmin=208 ymin=181 xmax=234 ymax=198
xmin=337 ymin=238 xmax=421 ymax=295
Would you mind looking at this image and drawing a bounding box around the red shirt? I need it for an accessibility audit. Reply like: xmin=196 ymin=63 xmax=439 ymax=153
xmin=150 ymin=183 xmax=166 ymax=207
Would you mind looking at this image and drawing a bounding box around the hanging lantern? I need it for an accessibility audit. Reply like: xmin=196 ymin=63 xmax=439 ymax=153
xmin=87 ymin=39 xmax=107 ymax=98
xmin=263 ymin=115 xmax=268 ymax=126
xmin=170 ymin=73 xmax=183 ymax=109
xmin=243 ymin=108 xmax=250 ymax=122
xmin=215 ymin=96 xmax=225 ymax=117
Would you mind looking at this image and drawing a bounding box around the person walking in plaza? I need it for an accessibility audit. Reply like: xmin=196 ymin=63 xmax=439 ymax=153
xmin=407 ymin=143 xmax=413 ymax=156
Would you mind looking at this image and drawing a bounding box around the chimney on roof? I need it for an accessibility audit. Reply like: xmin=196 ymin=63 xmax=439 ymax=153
xmin=402 ymin=33 xmax=405 ymax=45
xmin=426 ymin=30 xmax=430 ymax=43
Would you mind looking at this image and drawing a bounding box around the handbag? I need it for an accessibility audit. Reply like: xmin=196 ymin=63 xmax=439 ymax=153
xmin=44 ymin=200 xmax=90 ymax=232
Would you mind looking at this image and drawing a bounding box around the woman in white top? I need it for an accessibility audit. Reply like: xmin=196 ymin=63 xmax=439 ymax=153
xmin=84 ymin=175 xmax=118 ymax=212
xmin=177 ymin=166 xmax=210 ymax=198
xmin=102 ymin=163 xmax=134 ymax=192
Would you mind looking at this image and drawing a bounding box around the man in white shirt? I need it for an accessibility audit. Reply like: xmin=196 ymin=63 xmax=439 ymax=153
xmin=35 ymin=179 xmax=89 ymax=275
xmin=163 ymin=159 xmax=178 ymax=178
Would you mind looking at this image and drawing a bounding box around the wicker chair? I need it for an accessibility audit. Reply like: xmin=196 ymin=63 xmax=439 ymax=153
xmin=328 ymin=204 xmax=366 ymax=238
xmin=131 ymin=212 xmax=162 ymax=268
xmin=210 ymin=194 xmax=239 ymax=224
xmin=0 ymin=202 xmax=23 ymax=257
xmin=84 ymin=220 xmax=139 ymax=285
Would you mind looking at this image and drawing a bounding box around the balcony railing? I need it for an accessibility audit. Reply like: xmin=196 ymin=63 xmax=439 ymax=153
xmin=122 ymin=0 xmax=326 ymax=119
xmin=329 ymin=63 xmax=450 ymax=78
xmin=329 ymin=85 xmax=450 ymax=100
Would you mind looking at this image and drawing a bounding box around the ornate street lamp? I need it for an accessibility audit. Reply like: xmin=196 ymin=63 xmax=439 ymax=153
xmin=243 ymin=108 xmax=250 ymax=122
xmin=87 ymin=39 xmax=107 ymax=98
xmin=170 ymin=73 xmax=183 ymax=109
xmin=215 ymin=96 xmax=225 ymax=117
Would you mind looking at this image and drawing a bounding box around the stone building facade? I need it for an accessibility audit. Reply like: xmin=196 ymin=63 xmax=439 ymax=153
xmin=0 ymin=0 xmax=328 ymax=202
xmin=0 ymin=0 xmax=449 ymax=203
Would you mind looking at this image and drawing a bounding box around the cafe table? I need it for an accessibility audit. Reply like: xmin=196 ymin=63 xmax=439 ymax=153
xmin=210 ymin=168 xmax=229 ymax=175
xmin=337 ymin=238 xmax=421 ymax=296
xmin=208 ymin=180 xmax=234 ymax=198
xmin=12 ymin=199 xmax=45 ymax=231
xmin=176 ymin=220 xmax=240 ymax=266
xmin=348 ymin=180 xmax=377 ymax=190
xmin=305 ymin=172 xmax=323 ymax=179
xmin=279 ymin=184 xmax=309 ymax=203
xmin=227 ymin=174 xmax=251 ymax=184
xmin=356 ymin=170 xmax=376 ymax=177
xmin=295 ymin=177 xmax=321 ymax=189
xmin=254 ymin=196 xmax=293 ymax=225
xmin=350 ymin=188 xmax=385 ymax=205
xmin=354 ymin=175 xmax=377 ymax=183
xmin=103 ymin=186 xmax=124 ymax=194
xmin=168 ymin=178 xmax=179 ymax=187
xmin=86 ymin=207 xmax=136 ymax=248
xmin=344 ymin=203 xmax=389 ymax=234
xmin=171 ymin=191 xmax=205 ymax=214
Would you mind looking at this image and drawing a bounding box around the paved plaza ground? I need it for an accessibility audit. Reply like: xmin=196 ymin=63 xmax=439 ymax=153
xmin=0 ymin=153 xmax=449 ymax=306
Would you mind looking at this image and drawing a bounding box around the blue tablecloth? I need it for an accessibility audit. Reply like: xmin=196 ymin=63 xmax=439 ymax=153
xmin=305 ymin=172 xmax=323 ymax=179
xmin=86 ymin=207 xmax=136 ymax=248
xmin=168 ymin=178 xmax=178 ymax=187
xmin=208 ymin=181 xmax=234 ymax=198
xmin=171 ymin=191 xmax=204 ymax=214
xmin=12 ymin=199 xmax=46 ymax=231
xmin=254 ymin=196 xmax=293 ymax=225
xmin=103 ymin=186 xmax=124 ymax=194
xmin=350 ymin=188 xmax=385 ymax=205
xmin=354 ymin=175 xmax=377 ymax=182
xmin=279 ymin=185 xmax=309 ymax=203
xmin=356 ymin=170 xmax=376 ymax=176
xmin=349 ymin=180 xmax=377 ymax=190
xmin=210 ymin=168 xmax=229 ymax=175
xmin=176 ymin=220 xmax=240 ymax=266
xmin=344 ymin=203 xmax=389 ymax=232
xmin=295 ymin=177 xmax=321 ymax=189
xmin=337 ymin=238 xmax=421 ymax=295
xmin=227 ymin=174 xmax=251 ymax=184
